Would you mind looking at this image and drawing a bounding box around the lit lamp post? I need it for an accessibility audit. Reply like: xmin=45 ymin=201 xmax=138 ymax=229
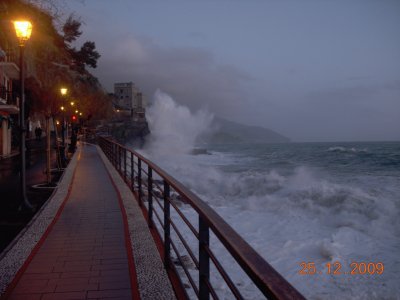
xmin=60 ymin=88 xmax=67 ymax=167
xmin=60 ymin=88 xmax=67 ymax=147
xmin=70 ymin=101 xmax=76 ymax=127
xmin=14 ymin=20 xmax=32 ymax=209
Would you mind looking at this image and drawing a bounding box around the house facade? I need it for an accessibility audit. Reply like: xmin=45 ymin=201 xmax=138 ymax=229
xmin=0 ymin=39 xmax=20 ymax=158
xmin=113 ymin=82 xmax=146 ymax=121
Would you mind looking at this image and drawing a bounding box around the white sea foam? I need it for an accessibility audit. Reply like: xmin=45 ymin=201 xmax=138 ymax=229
xmin=130 ymin=92 xmax=400 ymax=299
xmin=327 ymin=146 xmax=368 ymax=153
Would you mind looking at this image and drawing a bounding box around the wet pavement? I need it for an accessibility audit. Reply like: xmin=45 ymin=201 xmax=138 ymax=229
xmin=0 ymin=136 xmax=60 ymax=252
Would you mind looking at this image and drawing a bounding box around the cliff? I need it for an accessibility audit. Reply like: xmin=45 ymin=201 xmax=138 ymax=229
xmin=108 ymin=120 xmax=150 ymax=144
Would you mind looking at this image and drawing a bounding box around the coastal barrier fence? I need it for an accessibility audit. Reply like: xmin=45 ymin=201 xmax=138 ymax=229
xmin=98 ymin=136 xmax=305 ymax=300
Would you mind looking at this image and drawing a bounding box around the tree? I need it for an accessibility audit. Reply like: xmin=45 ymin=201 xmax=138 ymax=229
xmin=62 ymin=14 xmax=82 ymax=43
xmin=61 ymin=15 xmax=100 ymax=72
xmin=72 ymin=41 xmax=100 ymax=71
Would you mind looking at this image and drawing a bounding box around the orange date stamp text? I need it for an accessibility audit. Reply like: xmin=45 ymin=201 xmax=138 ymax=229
xmin=298 ymin=261 xmax=384 ymax=275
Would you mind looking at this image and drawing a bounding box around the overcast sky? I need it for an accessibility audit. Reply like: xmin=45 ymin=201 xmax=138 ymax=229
xmin=65 ymin=0 xmax=400 ymax=142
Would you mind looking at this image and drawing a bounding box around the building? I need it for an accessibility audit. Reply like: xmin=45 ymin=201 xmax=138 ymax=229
xmin=0 ymin=39 xmax=20 ymax=158
xmin=113 ymin=82 xmax=146 ymax=121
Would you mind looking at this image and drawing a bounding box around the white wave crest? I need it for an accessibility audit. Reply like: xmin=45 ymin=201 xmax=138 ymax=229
xmin=327 ymin=146 xmax=368 ymax=153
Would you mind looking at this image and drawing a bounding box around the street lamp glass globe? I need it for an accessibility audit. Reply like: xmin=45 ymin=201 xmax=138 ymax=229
xmin=60 ymin=88 xmax=68 ymax=96
xmin=13 ymin=21 xmax=32 ymax=45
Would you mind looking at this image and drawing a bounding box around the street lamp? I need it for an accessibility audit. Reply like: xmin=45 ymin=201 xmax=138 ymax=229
xmin=60 ymin=87 xmax=67 ymax=146
xmin=14 ymin=20 xmax=32 ymax=209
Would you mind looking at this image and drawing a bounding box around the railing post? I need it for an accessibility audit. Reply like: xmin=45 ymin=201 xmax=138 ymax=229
xmin=116 ymin=146 xmax=119 ymax=171
xmin=118 ymin=145 xmax=122 ymax=174
xmin=148 ymin=166 xmax=153 ymax=228
xmin=138 ymin=159 xmax=142 ymax=205
xmin=108 ymin=140 xmax=111 ymax=160
xmin=131 ymin=153 xmax=135 ymax=192
xmin=115 ymin=144 xmax=117 ymax=169
xmin=199 ymin=217 xmax=210 ymax=300
xmin=124 ymin=149 xmax=127 ymax=182
xmin=164 ymin=181 xmax=171 ymax=268
xmin=113 ymin=144 xmax=118 ymax=171
xmin=111 ymin=143 xmax=114 ymax=165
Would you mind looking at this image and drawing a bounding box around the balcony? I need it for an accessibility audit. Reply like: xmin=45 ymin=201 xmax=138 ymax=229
xmin=0 ymin=49 xmax=19 ymax=79
xmin=0 ymin=86 xmax=19 ymax=114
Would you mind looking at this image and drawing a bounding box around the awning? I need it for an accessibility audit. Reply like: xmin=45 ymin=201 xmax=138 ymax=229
xmin=0 ymin=104 xmax=19 ymax=114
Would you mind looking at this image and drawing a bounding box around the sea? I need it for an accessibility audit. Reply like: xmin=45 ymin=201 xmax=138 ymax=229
xmin=132 ymin=91 xmax=400 ymax=299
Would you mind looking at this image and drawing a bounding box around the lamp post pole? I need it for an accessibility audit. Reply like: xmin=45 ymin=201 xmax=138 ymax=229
xmin=60 ymin=88 xmax=68 ymax=167
xmin=14 ymin=21 xmax=33 ymax=210
xmin=18 ymin=43 xmax=31 ymax=208
xmin=62 ymin=103 xmax=65 ymax=147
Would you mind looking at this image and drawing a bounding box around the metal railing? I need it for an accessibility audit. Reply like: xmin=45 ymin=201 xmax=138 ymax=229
xmin=98 ymin=136 xmax=305 ymax=300
xmin=0 ymin=86 xmax=18 ymax=106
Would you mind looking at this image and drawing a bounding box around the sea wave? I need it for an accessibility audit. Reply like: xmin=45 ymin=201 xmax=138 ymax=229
xmin=327 ymin=146 xmax=368 ymax=153
xmin=147 ymin=151 xmax=400 ymax=298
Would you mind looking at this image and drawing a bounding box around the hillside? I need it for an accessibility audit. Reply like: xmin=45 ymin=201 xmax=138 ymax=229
xmin=201 ymin=117 xmax=290 ymax=144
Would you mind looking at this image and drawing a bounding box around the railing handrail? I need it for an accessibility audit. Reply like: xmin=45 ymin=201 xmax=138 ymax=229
xmin=98 ymin=135 xmax=305 ymax=300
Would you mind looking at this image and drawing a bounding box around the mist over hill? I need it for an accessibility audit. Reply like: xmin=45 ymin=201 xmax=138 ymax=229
xmin=200 ymin=117 xmax=290 ymax=144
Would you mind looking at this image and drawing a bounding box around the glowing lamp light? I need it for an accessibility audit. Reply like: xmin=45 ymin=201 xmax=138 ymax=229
xmin=60 ymin=106 xmax=65 ymax=111
xmin=56 ymin=120 xmax=60 ymax=125
xmin=70 ymin=101 xmax=75 ymax=106
xmin=13 ymin=21 xmax=32 ymax=45
xmin=79 ymin=112 xmax=82 ymax=116
xmin=60 ymin=88 xmax=68 ymax=96
xmin=75 ymin=110 xmax=78 ymax=114
xmin=72 ymin=115 xmax=77 ymax=121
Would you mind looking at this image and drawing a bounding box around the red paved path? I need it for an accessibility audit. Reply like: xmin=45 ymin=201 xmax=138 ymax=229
xmin=5 ymin=145 xmax=140 ymax=300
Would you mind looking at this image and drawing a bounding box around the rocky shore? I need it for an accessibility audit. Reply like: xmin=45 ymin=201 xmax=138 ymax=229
xmin=97 ymin=119 xmax=150 ymax=145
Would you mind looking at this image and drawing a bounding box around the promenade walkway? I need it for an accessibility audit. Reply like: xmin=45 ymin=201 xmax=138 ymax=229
xmin=0 ymin=144 xmax=176 ymax=300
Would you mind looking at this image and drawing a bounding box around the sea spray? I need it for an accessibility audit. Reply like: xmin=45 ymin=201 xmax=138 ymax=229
xmin=143 ymin=89 xmax=214 ymax=156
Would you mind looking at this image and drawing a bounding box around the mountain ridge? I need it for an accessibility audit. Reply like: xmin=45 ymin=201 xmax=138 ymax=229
xmin=200 ymin=117 xmax=290 ymax=144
